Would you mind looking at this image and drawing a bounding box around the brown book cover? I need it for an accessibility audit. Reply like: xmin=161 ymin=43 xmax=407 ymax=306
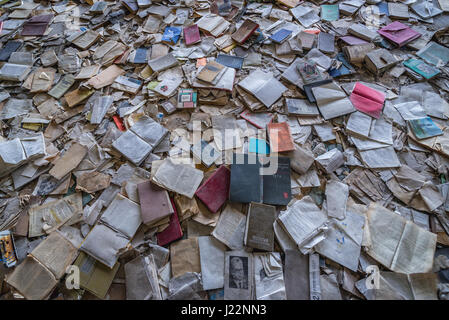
xmin=137 ymin=181 xmax=174 ymax=225
xmin=21 ymin=14 xmax=53 ymax=36
xmin=231 ymin=19 xmax=259 ymax=44
xmin=267 ymin=122 xmax=295 ymax=153
xmin=244 ymin=202 xmax=276 ymax=251
xmin=196 ymin=61 xmax=225 ymax=83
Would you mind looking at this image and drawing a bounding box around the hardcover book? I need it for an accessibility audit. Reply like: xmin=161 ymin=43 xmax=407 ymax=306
xmin=229 ymin=153 xmax=291 ymax=205
xmin=137 ymin=181 xmax=174 ymax=225
xmin=195 ymin=165 xmax=231 ymax=213
xmin=244 ymin=202 xmax=276 ymax=251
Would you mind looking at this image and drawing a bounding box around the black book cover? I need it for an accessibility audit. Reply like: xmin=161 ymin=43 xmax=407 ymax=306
xmin=0 ymin=41 xmax=22 ymax=61
xmin=262 ymin=156 xmax=291 ymax=206
xmin=229 ymin=153 xmax=261 ymax=203
xmin=303 ymin=79 xmax=332 ymax=103
xmin=229 ymin=154 xmax=291 ymax=205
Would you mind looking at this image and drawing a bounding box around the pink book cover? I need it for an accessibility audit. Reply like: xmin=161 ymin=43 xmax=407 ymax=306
xmin=195 ymin=165 xmax=230 ymax=213
xmin=157 ymin=198 xmax=183 ymax=247
xmin=340 ymin=35 xmax=368 ymax=45
xmin=377 ymin=21 xmax=421 ymax=47
xmin=349 ymin=82 xmax=385 ymax=119
xmin=184 ymin=24 xmax=201 ymax=46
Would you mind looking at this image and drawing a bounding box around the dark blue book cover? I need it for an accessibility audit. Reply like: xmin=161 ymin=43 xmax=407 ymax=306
xmin=162 ymin=26 xmax=182 ymax=44
xmin=216 ymin=54 xmax=244 ymax=69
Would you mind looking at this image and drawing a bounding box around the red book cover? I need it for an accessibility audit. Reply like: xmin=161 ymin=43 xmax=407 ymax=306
xmin=195 ymin=165 xmax=230 ymax=213
xmin=184 ymin=24 xmax=201 ymax=46
xmin=157 ymin=198 xmax=183 ymax=246
xmin=349 ymin=82 xmax=385 ymax=119
xmin=113 ymin=115 xmax=126 ymax=131
xmin=231 ymin=19 xmax=259 ymax=44
xmin=268 ymin=122 xmax=295 ymax=153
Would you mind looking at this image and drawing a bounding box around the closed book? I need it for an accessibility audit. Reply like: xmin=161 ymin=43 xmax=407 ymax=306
xmin=229 ymin=154 xmax=292 ymax=205
xmin=231 ymin=19 xmax=259 ymax=44
xmin=157 ymin=198 xmax=183 ymax=246
xmin=244 ymin=202 xmax=276 ymax=251
xmin=269 ymin=28 xmax=292 ymax=44
xmin=74 ymin=252 xmax=120 ymax=299
xmin=0 ymin=41 xmax=21 ymax=61
xmin=321 ymin=4 xmax=339 ymax=21
xmin=184 ymin=24 xmax=201 ymax=45
xmin=318 ymin=32 xmax=335 ymax=54
xmin=378 ymin=21 xmax=421 ymax=47
xmin=137 ymin=181 xmax=174 ymax=225
xmin=21 ymin=14 xmax=53 ymax=36
xmin=195 ymin=165 xmax=230 ymax=213
xmin=403 ymin=58 xmax=440 ymax=79
xmin=229 ymin=153 xmax=261 ymax=203
xmin=262 ymin=156 xmax=291 ymax=205
xmin=177 ymin=88 xmax=197 ymax=108
xmin=162 ymin=26 xmax=182 ymax=45
xmin=284 ymin=250 xmax=310 ymax=300
xmin=388 ymin=2 xmax=409 ymax=20
xmin=216 ymin=54 xmax=244 ymax=69
xmin=133 ymin=47 xmax=149 ymax=63
xmin=267 ymin=122 xmax=295 ymax=153
xmin=409 ymin=117 xmax=443 ymax=140
xmin=196 ymin=60 xmax=225 ymax=83
xmin=339 ymin=35 xmax=368 ymax=45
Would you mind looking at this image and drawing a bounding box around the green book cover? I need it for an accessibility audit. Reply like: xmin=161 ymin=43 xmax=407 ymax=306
xmin=403 ymin=59 xmax=440 ymax=79
xmin=321 ymin=4 xmax=339 ymax=21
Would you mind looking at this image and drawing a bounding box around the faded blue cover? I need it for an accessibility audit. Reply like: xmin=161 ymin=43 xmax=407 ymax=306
xmin=162 ymin=26 xmax=182 ymax=44
xmin=321 ymin=4 xmax=339 ymax=21
xmin=269 ymin=29 xmax=292 ymax=44
xmin=249 ymin=138 xmax=270 ymax=154
xmin=377 ymin=2 xmax=389 ymax=15
xmin=216 ymin=54 xmax=244 ymax=69
xmin=134 ymin=47 xmax=148 ymax=63
xmin=403 ymin=58 xmax=440 ymax=79
xmin=409 ymin=117 xmax=443 ymax=139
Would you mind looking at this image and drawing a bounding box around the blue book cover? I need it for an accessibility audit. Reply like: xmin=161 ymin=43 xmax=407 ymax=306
xmin=377 ymin=2 xmax=389 ymax=15
xmin=409 ymin=117 xmax=443 ymax=140
xmin=162 ymin=26 xmax=182 ymax=44
xmin=216 ymin=54 xmax=244 ymax=69
xmin=134 ymin=47 xmax=148 ymax=63
xmin=270 ymin=29 xmax=292 ymax=44
xmin=329 ymin=53 xmax=355 ymax=77
xmin=249 ymin=138 xmax=270 ymax=155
